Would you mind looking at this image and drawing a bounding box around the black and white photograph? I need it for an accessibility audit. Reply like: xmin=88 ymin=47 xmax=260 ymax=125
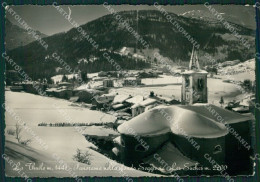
xmin=1 ymin=2 xmax=259 ymax=181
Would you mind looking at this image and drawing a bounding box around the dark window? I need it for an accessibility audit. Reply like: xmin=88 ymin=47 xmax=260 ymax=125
xmin=135 ymin=144 xmax=148 ymax=152
xmin=213 ymin=145 xmax=222 ymax=154
xmin=185 ymin=77 xmax=190 ymax=87
xmin=198 ymin=78 xmax=204 ymax=90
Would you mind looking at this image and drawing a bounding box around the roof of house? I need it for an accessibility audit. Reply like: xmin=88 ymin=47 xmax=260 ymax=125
xmin=112 ymin=103 xmax=125 ymax=109
xmin=139 ymin=98 xmax=157 ymax=106
xmin=125 ymin=77 xmax=140 ymax=81
xmin=58 ymin=82 xmax=72 ymax=85
xmin=118 ymin=105 xmax=238 ymax=138
xmin=126 ymin=95 xmax=144 ymax=104
xmin=131 ymin=98 xmax=157 ymax=109
xmin=182 ymin=70 xmax=208 ymax=75
xmin=184 ymin=104 xmax=251 ymax=124
xmin=143 ymin=142 xmax=197 ymax=174
xmin=113 ymin=94 xmax=131 ymax=104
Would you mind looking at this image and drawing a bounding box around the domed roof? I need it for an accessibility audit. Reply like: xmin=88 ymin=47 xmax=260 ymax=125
xmin=118 ymin=105 xmax=235 ymax=138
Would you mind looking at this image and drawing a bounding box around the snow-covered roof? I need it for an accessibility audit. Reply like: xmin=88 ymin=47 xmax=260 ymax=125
xmin=183 ymin=104 xmax=251 ymax=124
xmin=113 ymin=94 xmax=131 ymax=104
xmin=232 ymin=107 xmax=249 ymax=112
xmin=126 ymin=95 xmax=144 ymax=104
xmin=58 ymin=82 xmax=72 ymax=85
xmin=118 ymin=104 xmax=246 ymax=138
xmin=131 ymin=98 xmax=157 ymax=109
xmin=112 ymin=103 xmax=125 ymax=109
xmin=101 ymin=93 xmax=117 ymax=97
xmin=182 ymin=70 xmax=208 ymax=74
xmin=139 ymin=98 xmax=157 ymax=106
xmin=113 ymin=136 xmax=121 ymax=145
xmin=240 ymin=100 xmax=250 ymax=107
xmin=143 ymin=142 xmax=197 ymax=174
xmin=46 ymin=88 xmax=58 ymax=92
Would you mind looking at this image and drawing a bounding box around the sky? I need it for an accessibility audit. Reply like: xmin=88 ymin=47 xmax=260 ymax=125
xmin=6 ymin=4 xmax=256 ymax=36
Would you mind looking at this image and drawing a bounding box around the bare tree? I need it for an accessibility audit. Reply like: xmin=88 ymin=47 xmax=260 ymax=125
xmin=15 ymin=123 xmax=22 ymax=143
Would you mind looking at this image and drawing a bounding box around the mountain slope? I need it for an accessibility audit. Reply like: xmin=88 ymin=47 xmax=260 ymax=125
xmin=7 ymin=10 xmax=255 ymax=79
xmin=5 ymin=19 xmax=47 ymax=50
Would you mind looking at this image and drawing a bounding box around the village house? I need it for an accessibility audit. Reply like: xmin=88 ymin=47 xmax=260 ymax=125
xmin=131 ymin=98 xmax=159 ymax=117
xmin=6 ymin=70 xmax=20 ymax=85
xmin=46 ymin=87 xmax=73 ymax=99
xmin=92 ymin=93 xmax=117 ymax=109
xmin=103 ymin=79 xmax=114 ymax=87
xmin=123 ymin=77 xmax=142 ymax=86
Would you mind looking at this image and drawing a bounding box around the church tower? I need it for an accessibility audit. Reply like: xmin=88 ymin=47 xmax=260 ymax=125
xmin=181 ymin=46 xmax=208 ymax=105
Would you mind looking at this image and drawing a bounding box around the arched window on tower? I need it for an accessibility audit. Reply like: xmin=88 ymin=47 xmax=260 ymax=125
xmin=185 ymin=77 xmax=190 ymax=88
xmin=198 ymin=78 xmax=204 ymax=91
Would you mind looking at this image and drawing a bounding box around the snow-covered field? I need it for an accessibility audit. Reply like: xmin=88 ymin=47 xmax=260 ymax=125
xmin=5 ymin=91 xmax=116 ymax=126
xmin=217 ymin=59 xmax=255 ymax=81
xmin=4 ymin=91 xmax=158 ymax=177
xmin=142 ymin=75 xmax=182 ymax=85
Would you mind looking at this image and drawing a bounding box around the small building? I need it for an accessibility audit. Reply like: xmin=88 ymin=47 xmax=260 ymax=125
xmin=131 ymin=98 xmax=158 ymax=117
xmin=154 ymin=95 xmax=181 ymax=105
xmin=75 ymin=89 xmax=103 ymax=103
xmin=46 ymin=87 xmax=73 ymax=99
xmin=103 ymin=79 xmax=114 ymax=88
xmin=58 ymin=82 xmax=73 ymax=89
xmin=6 ymin=70 xmax=20 ymax=85
xmin=232 ymin=100 xmax=250 ymax=114
xmin=98 ymin=71 xmax=108 ymax=77
xmin=112 ymin=94 xmax=131 ymax=105
xmin=125 ymin=95 xmax=144 ymax=106
xmin=92 ymin=93 xmax=116 ymax=109
xmin=22 ymin=82 xmax=47 ymax=94
xmin=123 ymin=77 xmax=141 ymax=86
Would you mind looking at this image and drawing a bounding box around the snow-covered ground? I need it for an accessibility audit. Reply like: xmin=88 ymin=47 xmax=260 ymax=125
xmin=217 ymin=59 xmax=255 ymax=81
xmin=142 ymin=75 xmax=182 ymax=85
xmin=4 ymin=91 xmax=158 ymax=177
xmin=5 ymin=91 xmax=116 ymax=126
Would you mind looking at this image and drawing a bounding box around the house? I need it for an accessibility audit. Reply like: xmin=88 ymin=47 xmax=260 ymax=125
xmin=112 ymin=94 xmax=131 ymax=105
xmin=46 ymin=87 xmax=73 ymax=99
xmin=103 ymin=79 xmax=114 ymax=87
xmin=113 ymin=104 xmax=252 ymax=174
xmin=92 ymin=93 xmax=116 ymax=109
xmin=98 ymin=71 xmax=108 ymax=77
xmin=10 ymin=85 xmax=23 ymax=92
xmin=123 ymin=77 xmax=142 ymax=86
xmin=58 ymin=82 xmax=73 ymax=89
xmin=153 ymin=95 xmax=181 ymax=105
xmin=22 ymin=81 xmax=47 ymax=94
xmin=131 ymin=98 xmax=159 ymax=117
xmin=232 ymin=99 xmax=250 ymax=114
xmin=75 ymin=89 xmax=103 ymax=103
xmin=6 ymin=70 xmax=20 ymax=85
xmin=125 ymin=95 xmax=144 ymax=106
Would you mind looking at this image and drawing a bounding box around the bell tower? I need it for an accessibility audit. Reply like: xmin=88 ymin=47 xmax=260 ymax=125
xmin=181 ymin=46 xmax=208 ymax=105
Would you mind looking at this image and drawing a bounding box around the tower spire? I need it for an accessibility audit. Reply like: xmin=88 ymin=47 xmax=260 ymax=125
xmin=189 ymin=45 xmax=200 ymax=70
